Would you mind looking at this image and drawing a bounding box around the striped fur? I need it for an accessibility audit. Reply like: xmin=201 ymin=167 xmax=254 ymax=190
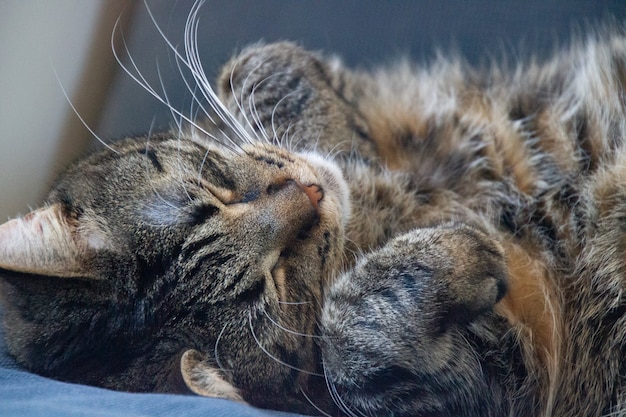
xmin=218 ymin=34 xmax=626 ymax=416
xmin=2 ymin=7 xmax=626 ymax=416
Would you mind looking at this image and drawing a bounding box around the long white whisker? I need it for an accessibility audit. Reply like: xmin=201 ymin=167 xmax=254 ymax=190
xmin=142 ymin=119 xmax=182 ymax=217
xmin=197 ymin=148 xmax=211 ymax=186
xmin=51 ymin=66 xmax=118 ymax=154
xmin=247 ymin=79 xmax=271 ymax=144
xmin=180 ymin=1 xmax=255 ymax=146
xmin=153 ymin=62 xmax=194 ymax=204
xmin=244 ymin=70 xmax=293 ymax=145
xmin=323 ymin=359 xmax=347 ymax=416
xmin=113 ymin=3 xmax=242 ymax=153
xmin=214 ymin=322 xmax=232 ymax=374
xmin=277 ymin=300 xmax=313 ymax=306
xmin=243 ymin=69 xmax=298 ymax=148
xmin=233 ymin=56 xmax=273 ymax=143
xmin=312 ymin=122 xmax=330 ymax=155
xmin=270 ymin=88 xmax=301 ymax=147
xmin=281 ymin=120 xmax=299 ymax=151
xmin=147 ymin=115 xmax=156 ymax=144
xmin=322 ymin=359 xmax=364 ymax=417
xmin=149 ymin=185 xmax=181 ymax=213
xmin=228 ymin=62 xmax=272 ymax=149
xmin=114 ymin=15 xmax=160 ymax=97
xmin=171 ymin=34 xmax=235 ymax=143
xmin=261 ymin=308 xmax=323 ymax=339
xmin=326 ymin=139 xmax=352 ymax=161
xmin=171 ymin=53 xmax=243 ymax=150
xmin=300 ymin=388 xmax=334 ymax=417
xmin=155 ymin=57 xmax=183 ymax=133
xmin=171 ymin=46 xmax=212 ymax=124
xmin=285 ymin=125 xmax=309 ymax=152
xmin=247 ymin=310 xmax=324 ymax=377
xmin=176 ymin=129 xmax=194 ymax=204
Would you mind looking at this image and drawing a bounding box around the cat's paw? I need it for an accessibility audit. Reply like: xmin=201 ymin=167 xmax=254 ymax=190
xmin=217 ymin=42 xmax=333 ymax=137
xmin=217 ymin=42 xmax=377 ymax=157
xmin=325 ymin=224 xmax=507 ymax=334
xmin=320 ymin=224 xmax=509 ymax=416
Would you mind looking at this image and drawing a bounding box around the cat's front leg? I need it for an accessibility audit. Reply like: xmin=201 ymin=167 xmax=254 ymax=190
xmin=320 ymin=224 xmax=513 ymax=417
xmin=217 ymin=42 xmax=377 ymax=158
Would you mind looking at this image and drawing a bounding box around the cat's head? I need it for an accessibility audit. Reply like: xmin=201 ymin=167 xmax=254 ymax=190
xmin=0 ymin=132 xmax=349 ymax=413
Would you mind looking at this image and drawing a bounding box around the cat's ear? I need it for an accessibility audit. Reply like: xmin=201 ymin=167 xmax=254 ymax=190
xmin=180 ymin=349 xmax=244 ymax=402
xmin=0 ymin=204 xmax=100 ymax=279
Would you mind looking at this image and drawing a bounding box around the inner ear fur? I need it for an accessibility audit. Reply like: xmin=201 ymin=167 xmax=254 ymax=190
xmin=180 ymin=349 xmax=245 ymax=402
xmin=0 ymin=204 xmax=100 ymax=279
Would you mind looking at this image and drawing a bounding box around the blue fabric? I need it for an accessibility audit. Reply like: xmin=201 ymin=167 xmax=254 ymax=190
xmin=0 ymin=311 xmax=304 ymax=417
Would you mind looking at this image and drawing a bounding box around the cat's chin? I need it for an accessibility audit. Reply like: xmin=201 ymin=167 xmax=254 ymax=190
xmin=297 ymin=151 xmax=351 ymax=227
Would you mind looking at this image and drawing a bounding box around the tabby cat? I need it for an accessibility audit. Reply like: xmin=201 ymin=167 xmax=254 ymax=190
xmin=2 ymin=4 xmax=626 ymax=417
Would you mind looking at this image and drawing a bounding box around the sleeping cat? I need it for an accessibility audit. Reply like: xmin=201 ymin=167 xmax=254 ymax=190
xmin=2 ymin=3 xmax=626 ymax=416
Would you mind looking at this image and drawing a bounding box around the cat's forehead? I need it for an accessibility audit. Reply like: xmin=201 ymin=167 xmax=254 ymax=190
xmin=112 ymin=136 xmax=231 ymax=173
xmin=84 ymin=135 xmax=291 ymax=178
xmin=63 ymin=136 xmax=229 ymax=184
xmin=52 ymin=135 xmax=314 ymax=214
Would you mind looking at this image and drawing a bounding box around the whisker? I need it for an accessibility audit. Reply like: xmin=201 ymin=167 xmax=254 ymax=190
xmin=322 ymin=359 xmax=365 ymax=417
xmin=170 ymin=47 xmax=212 ymax=125
xmin=51 ymin=65 xmax=118 ymax=154
xmin=284 ymin=125 xmax=308 ymax=152
xmin=289 ymin=126 xmax=317 ymax=154
xmin=155 ymin=57 xmax=182 ymax=132
xmin=308 ymin=121 xmax=330 ymax=156
xmin=142 ymin=120 xmax=155 ymax=179
xmin=146 ymin=115 xmax=156 ymax=146
xmin=175 ymin=128 xmax=194 ymax=204
xmin=226 ymin=63 xmax=248 ymax=135
xmin=245 ymin=70 xmax=295 ymax=146
xmin=214 ymin=322 xmax=232 ymax=374
xmin=269 ymin=88 xmax=303 ymax=148
xmin=113 ymin=1 xmax=243 ymax=154
xmin=245 ymin=70 xmax=273 ymax=144
xmin=181 ymin=1 xmax=255 ymax=147
xmin=247 ymin=310 xmax=324 ymax=377
xmin=197 ymin=147 xmax=211 ymax=186
xmin=300 ymin=388 xmax=334 ymax=417
xmin=277 ymin=300 xmax=313 ymax=306
xmin=152 ymin=61 xmax=194 ymax=204
xmin=171 ymin=42 xmax=240 ymax=146
xmin=233 ymin=55 xmax=273 ymax=144
xmin=112 ymin=15 xmax=193 ymax=129
xmin=143 ymin=122 xmax=182 ymax=213
xmin=326 ymin=139 xmax=352 ymax=161
xmin=261 ymin=308 xmax=323 ymax=339
xmin=187 ymin=86 xmax=208 ymax=135
xmin=341 ymin=236 xmax=363 ymax=267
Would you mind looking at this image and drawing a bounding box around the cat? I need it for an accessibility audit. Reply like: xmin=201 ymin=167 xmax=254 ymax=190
xmin=2 ymin=2 xmax=626 ymax=416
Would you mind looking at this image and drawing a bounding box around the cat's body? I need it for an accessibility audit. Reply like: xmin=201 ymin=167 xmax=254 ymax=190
xmin=2 ymin=5 xmax=626 ymax=415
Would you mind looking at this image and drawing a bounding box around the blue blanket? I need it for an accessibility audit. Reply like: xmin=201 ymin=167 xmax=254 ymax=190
xmin=0 ymin=312 xmax=305 ymax=417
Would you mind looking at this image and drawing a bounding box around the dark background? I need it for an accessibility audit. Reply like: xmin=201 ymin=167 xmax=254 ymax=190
xmin=97 ymin=0 xmax=626 ymax=140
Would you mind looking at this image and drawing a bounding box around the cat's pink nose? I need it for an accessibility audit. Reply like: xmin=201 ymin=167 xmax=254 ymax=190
xmin=297 ymin=182 xmax=324 ymax=210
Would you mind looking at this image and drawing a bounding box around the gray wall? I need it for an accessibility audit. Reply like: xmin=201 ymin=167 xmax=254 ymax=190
xmin=98 ymin=0 xmax=626 ymax=140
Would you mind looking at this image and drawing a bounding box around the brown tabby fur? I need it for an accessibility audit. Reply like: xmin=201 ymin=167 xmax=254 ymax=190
xmin=2 ymin=5 xmax=626 ymax=416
